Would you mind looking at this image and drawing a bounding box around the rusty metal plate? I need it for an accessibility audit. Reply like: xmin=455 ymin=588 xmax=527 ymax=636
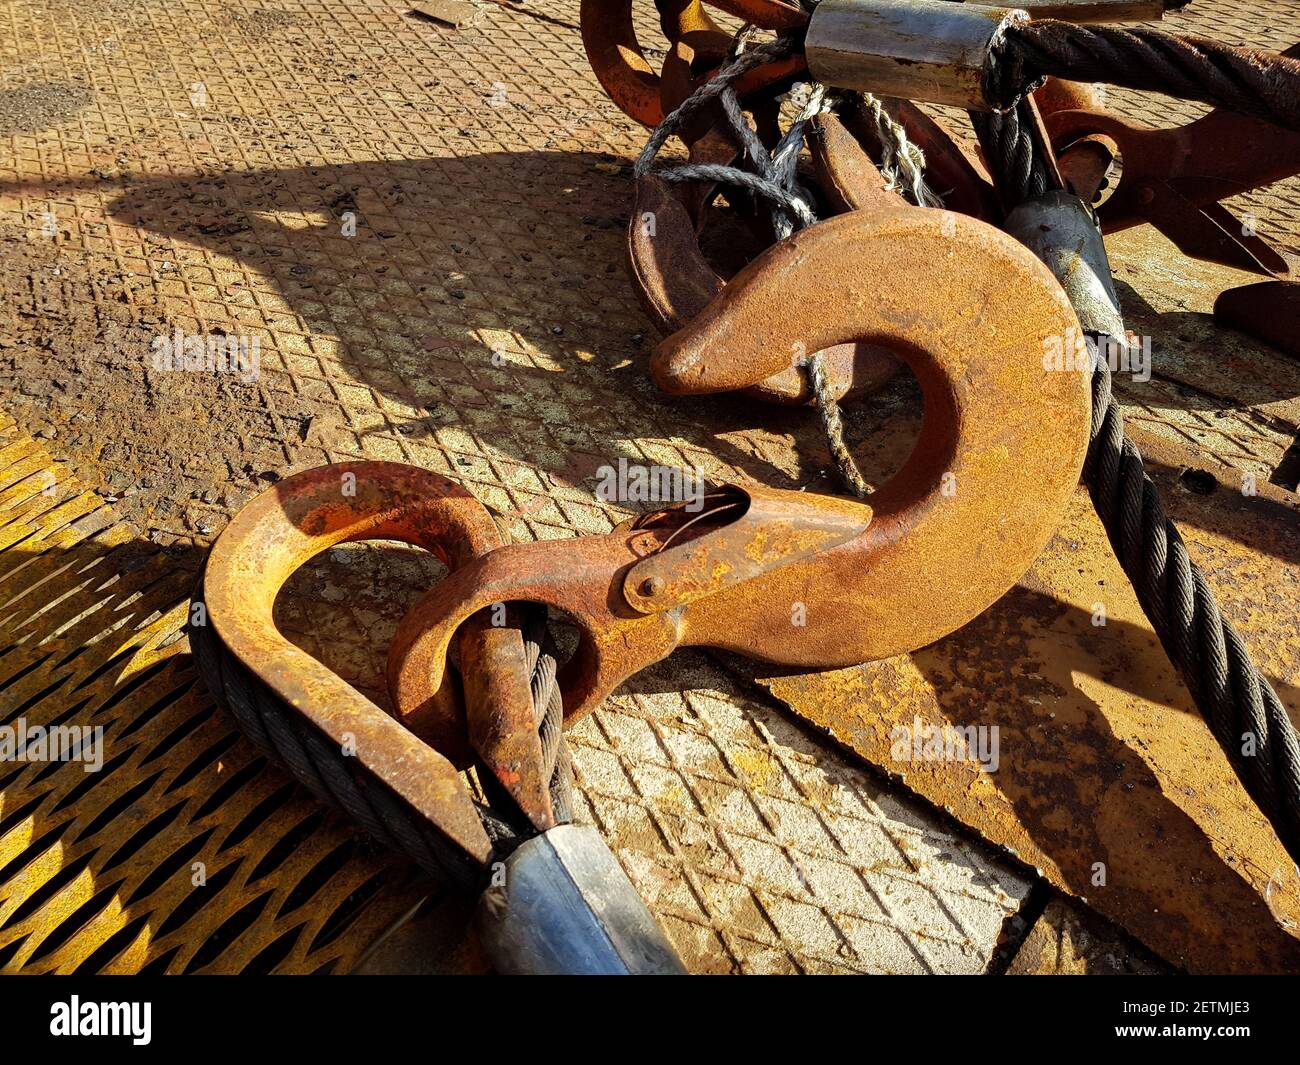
xmin=752 ymin=432 xmax=1300 ymax=974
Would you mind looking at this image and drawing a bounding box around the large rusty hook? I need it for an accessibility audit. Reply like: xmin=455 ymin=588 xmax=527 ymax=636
xmin=390 ymin=203 xmax=1091 ymax=733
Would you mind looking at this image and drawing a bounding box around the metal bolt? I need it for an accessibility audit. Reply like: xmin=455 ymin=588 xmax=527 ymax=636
xmin=640 ymin=576 xmax=664 ymax=597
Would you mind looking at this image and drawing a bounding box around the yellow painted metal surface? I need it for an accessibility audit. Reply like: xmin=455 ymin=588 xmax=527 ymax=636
xmin=0 ymin=415 xmax=429 ymax=972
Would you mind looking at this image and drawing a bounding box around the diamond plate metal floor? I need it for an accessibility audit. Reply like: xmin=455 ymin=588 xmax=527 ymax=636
xmin=0 ymin=0 xmax=1295 ymax=974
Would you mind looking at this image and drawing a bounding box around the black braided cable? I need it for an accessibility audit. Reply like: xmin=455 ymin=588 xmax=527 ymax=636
xmin=657 ymin=162 xmax=816 ymax=224
xmin=968 ymin=102 xmax=1053 ymax=210
xmin=1086 ymin=360 xmax=1300 ymax=862
xmin=999 ymin=21 xmax=1300 ymax=132
xmin=189 ymin=569 xmax=572 ymax=891
xmin=970 ymin=89 xmax=1300 ymax=866
xmin=634 ymin=34 xmax=803 ymax=177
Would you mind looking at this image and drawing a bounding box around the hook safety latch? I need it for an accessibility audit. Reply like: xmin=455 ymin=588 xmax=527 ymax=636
xmin=621 ymin=483 xmax=870 ymax=613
